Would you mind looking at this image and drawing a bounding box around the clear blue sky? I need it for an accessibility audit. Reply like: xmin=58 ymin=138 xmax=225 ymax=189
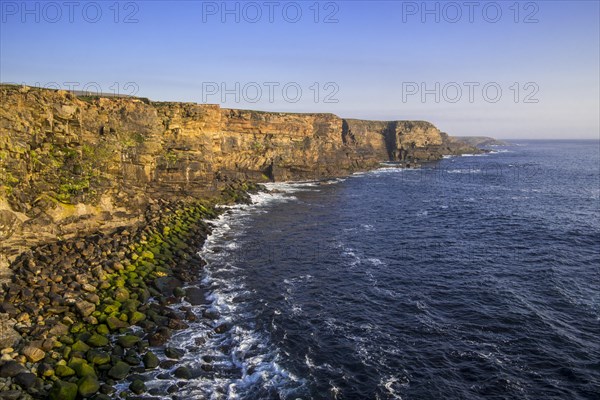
xmin=1 ymin=0 xmax=598 ymax=139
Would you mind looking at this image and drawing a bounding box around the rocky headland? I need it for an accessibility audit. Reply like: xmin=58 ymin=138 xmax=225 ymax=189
xmin=453 ymin=136 xmax=510 ymax=147
xmin=0 ymin=84 xmax=480 ymax=399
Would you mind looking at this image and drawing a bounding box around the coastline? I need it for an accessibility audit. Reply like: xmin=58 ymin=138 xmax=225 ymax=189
xmin=0 ymin=85 xmax=481 ymax=284
xmin=0 ymin=174 xmax=385 ymax=399
xmin=0 ymin=168 xmax=419 ymax=398
xmin=0 ymin=183 xmax=259 ymax=399
xmin=0 ymin=85 xmax=485 ymax=399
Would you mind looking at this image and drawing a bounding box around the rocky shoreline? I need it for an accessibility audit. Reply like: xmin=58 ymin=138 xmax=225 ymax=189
xmin=0 ymin=85 xmax=485 ymax=399
xmin=0 ymin=182 xmax=259 ymax=400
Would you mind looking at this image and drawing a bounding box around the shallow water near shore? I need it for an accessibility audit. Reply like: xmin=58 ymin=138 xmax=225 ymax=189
xmin=144 ymin=140 xmax=600 ymax=399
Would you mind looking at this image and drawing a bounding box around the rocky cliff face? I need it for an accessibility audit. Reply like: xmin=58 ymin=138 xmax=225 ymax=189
xmin=0 ymin=85 xmax=477 ymax=275
xmin=342 ymin=119 xmax=471 ymax=162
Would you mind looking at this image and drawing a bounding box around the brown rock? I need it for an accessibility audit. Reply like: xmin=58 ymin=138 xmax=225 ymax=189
xmin=22 ymin=345 xmax=46 ymax=362
xmin=48 ymin=322 xmax=69 ymax=336
xmin=0 ymin=314 xmax=21 ymax=348
xmin=147 ymin=327 xmax=171 ymax=347
xmin=75 ymin=301 xmax=95 ymax=317
xmin=82 ymin=283 xmax=97 ymax=293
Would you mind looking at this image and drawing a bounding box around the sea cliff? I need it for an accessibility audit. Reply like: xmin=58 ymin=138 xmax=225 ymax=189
xmin=0 ymin=84 xmax=477 ymax=276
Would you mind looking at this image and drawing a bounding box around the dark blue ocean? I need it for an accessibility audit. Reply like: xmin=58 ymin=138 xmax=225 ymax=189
xmin=144 ymin=140 xmax=600 ymax=400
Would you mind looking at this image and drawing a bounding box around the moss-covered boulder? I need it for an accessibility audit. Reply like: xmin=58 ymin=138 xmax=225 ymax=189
xmin=87 ymin=333 xmax=109 ymax=347
xmin=129 ymin=379 xmax=146 ymax=394
xmin=54 ymin=364 xmax=76 ymax=378
xmin=60 ymin=335 xmax=75 ymax=345
xmin=102 ymin=302 xmax=121 ymax=314
xmin=173 ymin=366 xmax=191 ymax=379
xmin=71 ymin=340 xmax=90 ymax=353
xmin=114 ymin=287 xmax=130 ymax=302
xmin=78 ymin=374 xmax=100 ymax=397
xmin=70 ymin=321 xmax=86 ymax=334
xmin=129 ymin=311 xmax=146 ymax=325
xmin=95 ymin=324 xmax=110 ymax=335
xmin=143 ymin=351 xmax=159 ymax=369
xmin=106 ymin=316 xmax=128 ymax=330
xmin=121 ymin=299 xmax=140 ymax=313
xmin=87 ymin=349 xmax=110 ymax=365
xmin=141 ymin=250 xmax=154 ymax=260
xmin=117 ymin=335 xmax=140 ymax=348
xmin=108 ymin=361 xmax=130 ymax=380
xmin=68 ymin=358 xmax=96 ymax=378
xmin=49 ymin=380 xmax=78 ymax=400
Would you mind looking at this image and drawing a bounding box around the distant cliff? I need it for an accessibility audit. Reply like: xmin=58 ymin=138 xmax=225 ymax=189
xmin=453 ymin=136 xmax=510 ymax=147
xmin=0 ymin=85 xmax=478 ymax=273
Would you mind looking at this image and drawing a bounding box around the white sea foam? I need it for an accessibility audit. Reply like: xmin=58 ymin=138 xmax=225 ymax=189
xmin=330 ymin=382 xmax=342 ymax=399
xmin=371 ymin=167 xmax=406 ymax=175
xmin=140 ymin=183 xmax=311 ymax=399
xmin=342 ymin=248 xmax=361 ymax=268
xmin=446 ymin=169 xmax=482 ymax=174
xmin=373 ymin=286 xmax=400 ymax=300
xmin=319 ymin=177 xmax=347 ymax=185
xmin=461 ymin=153 xmax=488 ymax=157
xmin=380 ymin=375 xmax=409 ymax=399
xmin=368 ymin=257 xmax=385 ymax=267
xmin=305 ymin=354 xmax=316 ymax=369
xmin=244 ymin=181 xmax=323 ymax=206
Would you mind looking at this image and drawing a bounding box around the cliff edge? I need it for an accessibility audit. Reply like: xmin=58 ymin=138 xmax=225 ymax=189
xmin=0 ymin=84 xmax=478 ymax=276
